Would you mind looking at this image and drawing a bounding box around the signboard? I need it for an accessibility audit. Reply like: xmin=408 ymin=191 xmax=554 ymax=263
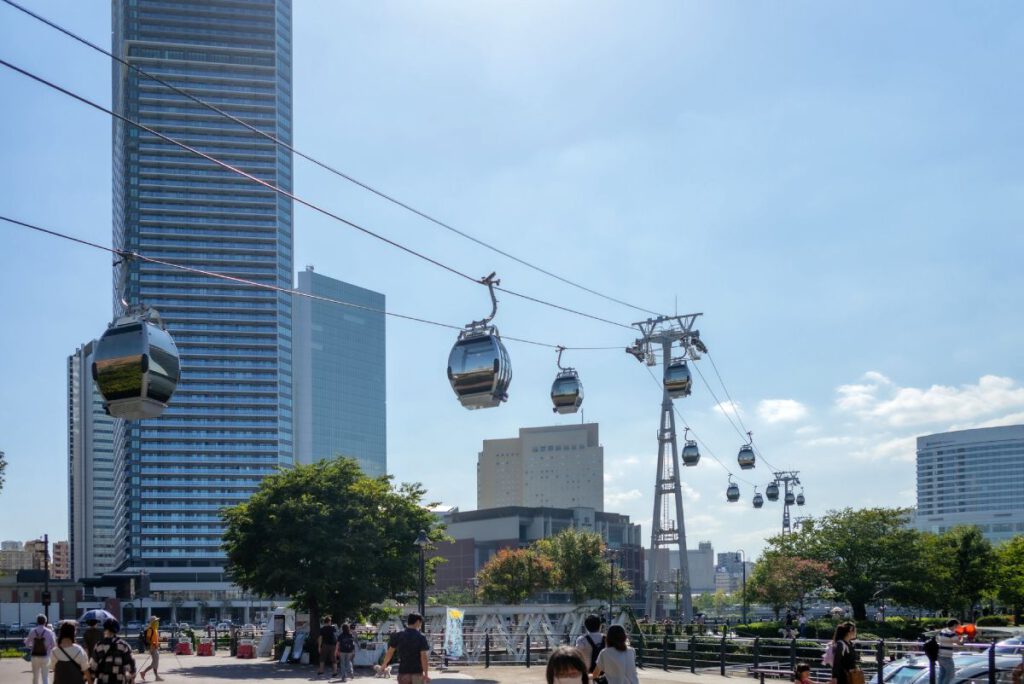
xmin=443 ymin=607 xmax=464 ymax=658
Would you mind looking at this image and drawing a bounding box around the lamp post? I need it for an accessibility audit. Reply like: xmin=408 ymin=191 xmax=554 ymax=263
xmin=414 ymin=530 xmax=429 ymax=619
xmin=737 ymin=550 xmax=747 ymax=626
xmin=35 ymin=535 xmax=51 ymax=619
xmin=606 ymin=549 xmax=618 ymax=622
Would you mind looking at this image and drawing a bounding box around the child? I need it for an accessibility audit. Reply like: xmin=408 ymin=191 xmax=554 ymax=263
xmin=546 ymin=645 xmax=589 ymax=684
xmin=795 ymin=663 xmax=813 ymax=683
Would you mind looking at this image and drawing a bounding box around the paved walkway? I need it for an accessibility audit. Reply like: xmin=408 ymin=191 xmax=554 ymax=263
xmin=0 ymin=654 xmax=739 ymax=684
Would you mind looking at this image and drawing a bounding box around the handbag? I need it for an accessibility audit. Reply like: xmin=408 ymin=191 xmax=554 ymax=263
xmin=848 ymin=669 xmax=866 ymax=684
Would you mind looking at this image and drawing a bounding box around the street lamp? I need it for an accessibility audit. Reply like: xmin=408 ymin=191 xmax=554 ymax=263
xmin=414 ymin=530 xmax=429 ymax=619
xmin=34 ymin=536 xmax=50 ymax=618
xmin=736 ymin=550 xmax=747 ymax=626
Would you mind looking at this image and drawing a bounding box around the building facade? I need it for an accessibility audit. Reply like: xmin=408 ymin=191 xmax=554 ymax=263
xmin=293 ymin=266 xmax=386 ymax=476
xmin=477 ymin=424 xmax=603 ymax=511
xmin=916 ymin=425 xmax=1024 ymax=543
xmin=52 ymin=542 xmax=71 ymax=581
xmin=645 ymin=541 xmax=717 ymax=595
xmin=110 ymin=0 xmax=294 ymax=608
xmin=68 ymin=342 xmax=118 ymax=580
xmin=431 ymin=506 xmax=644 ymax=605
xmin=0 ymin=541 xmax=46 ymax=575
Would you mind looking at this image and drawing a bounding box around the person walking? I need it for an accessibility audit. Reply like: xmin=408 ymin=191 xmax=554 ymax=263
xmin=25 ymin=613 xmax=57 ymax=684
xmin=138 ymin=616 xmax=162 ymax=681
xmin=830 ymin=622 xmax=862 ymax=684
xmin=936 ymin=619 xmax=963 ymax=684
xmin=82 ymin=620 xmax=104 ymax=661
xmin=50 ymin=621 xmax=90 ymax=684
xmin=574 ymin=614 xmax=605 ymax=678
xmin=316 ymin=616 xmax=338 ymax=680
xmin=89 ymin=619 xmax=136 ymax=684
xmin=592 ymin=625 xmax=639 ymax=684
xmin=380 ymin=613 xmax=431 ymax=684
xmin=337 ymin=622 xmax=358 ymax=682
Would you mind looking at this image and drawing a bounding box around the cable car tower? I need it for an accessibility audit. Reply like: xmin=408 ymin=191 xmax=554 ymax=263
xmin=771 ymin=470 xmax=803 ymax=534
xmin=628 ymin=313 xmax=705 ymax=621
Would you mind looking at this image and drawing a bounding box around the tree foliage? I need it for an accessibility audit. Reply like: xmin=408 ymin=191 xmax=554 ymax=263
xmin=996 ymin=535 xmax=1024 ymax=622
xmin=747 ymin=554 xmax=832 ymax=619
xmin=0 ymin=450 xmax=6 ymax=493
xmin=222 ymin=458 xmax=444 ymax=625
xmin=476 ymin=549 xmax=554 ymax=604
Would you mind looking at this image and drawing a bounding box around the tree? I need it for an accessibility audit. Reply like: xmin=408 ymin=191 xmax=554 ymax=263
xmin=932 ymin=526 xmax=996 ymax=619
xmin=765 ymin=508 xmax=921 ymax=620
xmin=996 ymin=535 xmax=1024 ymax=624
xmin=222 ymin=458 xmax=443 ymax=636
xmin=535 ymin=528 xmax=631 ymax=603
xmin=429 ymin=586 xmax=479 ymax=607
xmin=476 ymin=548 xmax=554 ymax=604
xmin=747 ymin=554 xmax=832 ymax=619
xmin=0 ymin=450 xmax=6 ymax=493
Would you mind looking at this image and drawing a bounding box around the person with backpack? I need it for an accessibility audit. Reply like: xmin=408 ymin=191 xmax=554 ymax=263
xmin=137 ymin=616 xmax=162 ymax=681
xmin=380 ymin=613 xmax=431 ymax=684
xmin=936 ymin=619 xmax=964 ymax=684
xmin=317 ymin=616 xmax=339 ymax=680
xmin=89 ymin=619 xmax=136 ymax=684
xmin=574 ymin=614 xmax=605 ymax=679
xmin=49 ymin=621 xmax=91 ymax=684
xmin=337 ymin=622 xmax=359 ymax=682
xmin=24 ymin=613 xmax=56 ymax=684
xmin=592 ymin=625 xmax=639 ymax=684
xmin=830 ymin=622 xmax=863 ymax=684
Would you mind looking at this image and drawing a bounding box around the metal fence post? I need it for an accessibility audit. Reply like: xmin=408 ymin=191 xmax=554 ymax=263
xmin=485 ymin=631 xmax=490 ymax=669
xmin=789 ymin=637 xmax=797 ymax=673
xmin=662 ymin=630 xmax=669 ymax=671
xmin=928 ymin=656 xmax=936 ymax=684
xmin=690 ymin=634 xmax=696 ymax=673
xmin=526 ymin=632 xmax=531 ymax=668
xmin=988 ymin=642 xmax=996 ymax=684
xmin=720 ymin=630 xmax=727 ymax=676
xmin=753 ymin=637 xmax=760 ymax=669
xmin=876 ymin=640 xmax=885 ymax=684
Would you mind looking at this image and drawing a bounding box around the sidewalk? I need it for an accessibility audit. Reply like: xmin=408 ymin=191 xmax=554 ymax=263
xmin=0 ymin=654 xmax=740 ymax=684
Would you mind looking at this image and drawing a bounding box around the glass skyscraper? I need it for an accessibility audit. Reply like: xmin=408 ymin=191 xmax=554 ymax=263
xmin=294 ymin=266 xmax=387 ymax=477
xmin=110 ymin=0 xmax=293 ymax=590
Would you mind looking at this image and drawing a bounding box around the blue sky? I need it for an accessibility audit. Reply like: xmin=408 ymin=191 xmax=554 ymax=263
xmin=0 ymin=1 xmax=1021 ymax=559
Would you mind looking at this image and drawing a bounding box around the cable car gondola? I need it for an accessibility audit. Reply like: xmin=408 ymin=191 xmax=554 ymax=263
xmin=663 ymin=358 xmax=692 ymax=398
xmin=447 ymin=274 xmax=512 ymax=410
xmin=726 ymin=477 xmax=740 ymax=503
xmin=681 ymin=428 xmax=700 ymax=467
xmin=737 ymin=445 xmax=755 ymax=470
xmin=765 ymin=481 xmax=780 ymax=501
xmin=752 ymin=487 xmax=764 ymax=509
xmin=92 ymin=309 xmax=180 ymax=420
xmin=784 ymin=490 xmax=796 ymax=506
xmin=550 ymin=347 xmax=583 ymax=414
xmin=796 ymin=490 xmax=806 ymax=506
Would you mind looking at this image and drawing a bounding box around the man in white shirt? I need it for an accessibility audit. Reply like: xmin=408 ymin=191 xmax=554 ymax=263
xmin=23 ymin=614 xmax=56 ymax=684
xmin=936 ymin=619 xmax=963 ymax=684
xmin=574 ymin=614 xmax=605 ymax=675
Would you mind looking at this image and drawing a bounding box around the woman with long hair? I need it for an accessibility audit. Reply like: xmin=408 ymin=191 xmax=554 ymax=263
xmin=592 ymin=625 xmax=639 ymax=684
xmin=831 ymin=622 xmax=862 ymax=684
xmin=546 ymin=645 xmax=589 ymax=684
xmin=50 ymin=621 xmax=91 ymax=684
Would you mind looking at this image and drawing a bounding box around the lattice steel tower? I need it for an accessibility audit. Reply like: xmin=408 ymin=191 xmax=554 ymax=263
xmin=628 ymin=313 xmax=705 ymax=620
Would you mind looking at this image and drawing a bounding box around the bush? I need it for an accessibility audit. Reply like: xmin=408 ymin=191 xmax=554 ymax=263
xmin=976 ymin=615 xmax=1011 ymax=626
xmin=0 ymin=648 xmax=25 ymax=659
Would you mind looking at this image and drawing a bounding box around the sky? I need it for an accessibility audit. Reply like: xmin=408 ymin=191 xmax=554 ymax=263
xmin=0 ymin=1 xmax=1022 ymax=560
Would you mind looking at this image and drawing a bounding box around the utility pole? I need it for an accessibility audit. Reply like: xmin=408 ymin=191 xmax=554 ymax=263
xmin=629 ymin=313 xmax=704 ymax=622
xmin=772 ymin=471 xmax=803 ymax=534
xmin=38 ymin=535 xmax=51 ymax=619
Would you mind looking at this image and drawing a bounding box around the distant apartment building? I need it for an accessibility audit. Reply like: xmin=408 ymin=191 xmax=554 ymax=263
xmin=431 ymin=505 xmax=644 ymax=605
xmin=68 ymin=341 xmax=117 ymax=580
xmin=477 ymin=423 xmax=603 ymax=511
xmin=714 ymin=551 xmax=754 ymax=593
xmin=916 ymin=425 xmax=1024 ymax=543
xmin=51 ymin=541 xmax=70 ymax=581
xmin=0 ymin=541 xmax=46 ymax=575
xmin=645 ymin=541 xmax=718 ymax=594
xmin=294 ymin=266 xmax=386 ymax=476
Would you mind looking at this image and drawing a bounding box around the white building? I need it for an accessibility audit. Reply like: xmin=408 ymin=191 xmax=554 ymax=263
xmin=645 ymin=541 xmax=718 ymax=594
xmin=916 ymin=425 xmax=1024 ymax=543
xmin=477 ymin=423 xmax=603 ymax=511
xmin=68 ymin=342 xmax=117 ymax=580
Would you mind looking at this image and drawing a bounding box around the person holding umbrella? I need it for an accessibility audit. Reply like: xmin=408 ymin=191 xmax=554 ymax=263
xmin=79 ymin=611 xmax=115 ymax=661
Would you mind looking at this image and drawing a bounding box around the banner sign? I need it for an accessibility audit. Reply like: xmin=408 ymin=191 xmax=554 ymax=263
xmin=444 ymin=607 xmax=464 ymax=658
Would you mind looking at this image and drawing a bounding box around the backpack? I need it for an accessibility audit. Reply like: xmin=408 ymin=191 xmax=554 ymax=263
xmin=339 ymin=633 xmax=356 ymax=653
xmin=138 ymin=630 xmax=148 ymax=653
xmin=923 ymin=637 xmax=939 ymax=662
xmin=584 ymin=634 xmax=605 ymax=672
xmin=822 ymin=641 xmax=835 ymax=667
xmin=54 ymin=646 xmax=85 ymax=684
xmin=31 ymin=628 xmax=48 ymax=656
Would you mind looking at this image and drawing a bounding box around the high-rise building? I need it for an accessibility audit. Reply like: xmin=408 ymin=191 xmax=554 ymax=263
xmin=52 ymin=541 xmax=71 ymax=581
xmin=0 ymin=541 xmax=46 ymax=574
xmin=916 ymin=425 xmax=1024 ymax=543
xmin=110 ymin=0 xmax=293 ymax=610
xmin=68 ymin=342 xmax=117 ymax=580
xmin=477 ymin=424 xmax=603 ymax=511
xmin=293 ymin=266 xmax=386 ymax=476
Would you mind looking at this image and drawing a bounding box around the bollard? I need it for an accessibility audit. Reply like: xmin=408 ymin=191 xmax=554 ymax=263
xmin=753 ymin=637 xmax=760 ymax=669
xmin=876 ymin=640 xmax=885 ymax=684
xmin=526 ymin=632 xmax=531 ymax=668
xmin=720 ymin=630 xmax=727 ymax=676
xmin=988 ymin=642 xmax=996 ymax=684
xmin=485 ymin=631 xmax=490 ymax=669
xmin=790 ymin=637 xmax=797 ymax=673
xmin=690 ymin=634 xmax=696 ymax=673
xmin=929 ymin=656 xmax=936 ymax=684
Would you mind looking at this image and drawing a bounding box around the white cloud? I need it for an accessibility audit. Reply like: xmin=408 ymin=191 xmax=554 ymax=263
xmin=851 ymin=435 xmax=917 ymax=463
xmin=605 ymin=488 xmax=644 ymax=508
xmin=835 ymin=372 xmax=1024 ymax=427
xmin=757 ymin=399 xmax=809 ymax=423
xmin=712 ymin=400 xmax=743 ymax=419
xmin=681 ymin=482 xmax=702 ymax=503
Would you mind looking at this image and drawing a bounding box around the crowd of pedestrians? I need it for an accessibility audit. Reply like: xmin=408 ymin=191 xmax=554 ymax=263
xmin=22 ymin=614 xmax=138 ymax=684
xmin=315 ymin=615 xmax=364 ymax=681
xmin=547 ymin=613 xmax=640 ymax=684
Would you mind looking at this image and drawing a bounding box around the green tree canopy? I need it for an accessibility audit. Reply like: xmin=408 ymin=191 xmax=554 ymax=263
xmin=476 ymin=548 xmax=554 ymax=604
xmin=996 ymin=535 xmax=1024 ymax=623
xmin=536 ymin=528 xmax=631 ymax=603
xmin=222 ymin=457 xmax=443 ymax=627
xmin=747 ymin=553 xmax=832 ymax=619
xmin=932 ymin=526 xmax=996 ymax=618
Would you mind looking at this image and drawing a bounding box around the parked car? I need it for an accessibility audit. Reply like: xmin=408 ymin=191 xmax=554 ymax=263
xmin=216 ymin=622 xmax=231 ymax=631
xmin=994 ymin=637 xmax=1024 ymax=655
xmin=126 ymin=621 xmax=142 ymax=631
xmin=886 ymin=654 xmax=1023 ymax=684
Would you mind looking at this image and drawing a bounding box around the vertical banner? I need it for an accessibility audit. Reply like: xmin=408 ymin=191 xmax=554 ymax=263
xmin=443 ymin=607 xmax=464 ymax=658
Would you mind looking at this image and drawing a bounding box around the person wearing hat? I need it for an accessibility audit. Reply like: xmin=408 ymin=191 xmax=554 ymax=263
xmin=138 ymin=616 xmax=162 ymax=681
xmin=90 ymin=619 xmax=136 ymax=684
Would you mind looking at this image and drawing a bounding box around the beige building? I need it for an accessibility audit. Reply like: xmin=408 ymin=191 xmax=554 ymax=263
xmin=0 ymin=540 xmax=46 ymax=575
xmin=52 ymin=541 xmax=70 ymax=580
xmin=477 ymin=423 xmax=603 ymax=511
